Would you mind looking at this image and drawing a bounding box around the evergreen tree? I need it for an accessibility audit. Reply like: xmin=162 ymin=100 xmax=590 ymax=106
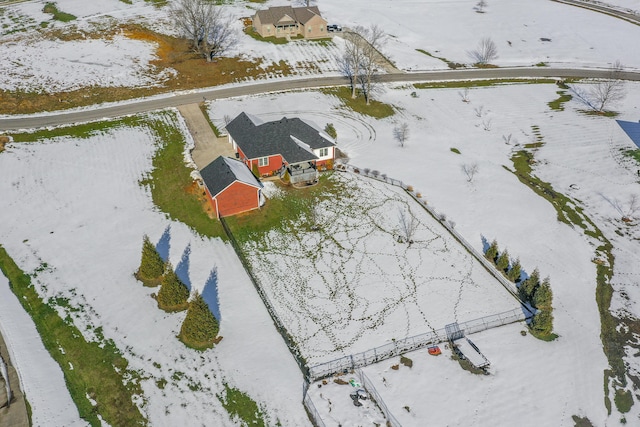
xmin=519 ymin=268 xmax=540 ymax=302
xmin=324 ymin=123 xmax=337 ymax=139
xmin=157 ymin=263 xmax=190 ymax=312
xmin=485 ymin=239 xmax=499 ymax=263
xmin=533 ymin=277 xmax=553 ymax=309
xmin=252 ymin=162 xmax=260 ymax=178
xmin=179 ymin=292 xmax=219 ymax=350
xmin=530 ymin=309 xmax=554 ymax=336
xmin=496 ymin=249 xmax=510 ymax=273
xmin=507 ymin=258 xmax=522 ymax=282
xmin=135 ymin=234 xmax=165 ymax=287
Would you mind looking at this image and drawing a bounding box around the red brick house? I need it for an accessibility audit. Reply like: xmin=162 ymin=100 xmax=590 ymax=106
xmin=199 ymin=156 xmax=264 ymax=218
xmin=225 ymin=112 xmax=336 ymax=185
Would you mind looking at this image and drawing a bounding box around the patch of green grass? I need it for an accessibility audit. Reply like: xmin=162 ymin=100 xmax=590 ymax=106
xmin=244 ymin=27 xmax=297 ymax=44
xmin=140 ymin=112 xmax=227 ymax=240
xmin=572 ymin=415 xmax=594 ymax=427
xmin=11 ymin=113 xmax=226 ymax=240
xmin=414 ymin=78 xmax=557 ymax=90
xmin=615 ymin=389 xmax=633 ymax=413
xmin=43 ymin=2 xmax=77 ymax=22
xmin=321 ymin=87 xmax=395 ymax=119
xmin=528 ymin=330 xmax=558 ymax=341
xmin=217 ymin=383 xmax=267 ymax=427
xmin=144 ymin=0 xmax=167 ymax=6
xmin=226 ymin=174 xmax=338 ymax=242
xmin=623 ymin=148 xmax=640 ymax=164
xmin=548 ymin=90 xmax=572 ymax=111
xmin=450 ymin=147 xmax=461 ymax=154
xmin=578 ymin=109 xmax=619 ymax=117
xmin=0 ymin=246 xmax=145 ymax=426
xmin=198 ymin=103 xmax=222 ymax=137
xmin=415 ymin=49 xmax=465 ymax=69
xmin=535 ymin=61 xmax=548 ymax=67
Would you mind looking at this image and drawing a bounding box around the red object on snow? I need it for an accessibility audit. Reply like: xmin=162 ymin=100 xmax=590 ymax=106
xmin=428 ymin=346 xmax=442 ymax=356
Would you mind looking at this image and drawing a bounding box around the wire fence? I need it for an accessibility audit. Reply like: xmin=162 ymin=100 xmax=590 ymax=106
xmin=308 ymin=307 xmax=526 ymax=381
xmin=220 ymin=218 xmax=310 ymax=379
xmin=356 ymin=369 xmax=402 ymax=427
xmin=335 ymin=163 xmax=533 ymax=308
xmin=302 ymin=381 xmax=326 ymax=427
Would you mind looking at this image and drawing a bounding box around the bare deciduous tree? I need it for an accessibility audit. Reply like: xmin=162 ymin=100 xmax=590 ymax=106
xmin=569 ymin=60 xmax=626 ymax=113
xmin=482 ymin=118 xmax=492 ymax=131
xmin=398 ymin=208 xmax=418 ymax=244
xmin=612 ymin=194 xmax=639 ymax=221
xmin=171 ymin=0 xmax=236 ymax=62
xmin=474 ymin=105 xmax=485 ymax=117
xmin=468 ymin=37 xmax=498 ymax=65
xmin=341 ymin=25 xmax=387 ymax=104
xmin=462 ymin=163 xmax=479 ymax=182
xmin=393 ymin=122 xmax=410 ymax=147
xmin=475 ymin=0 xmax=487 ymax=13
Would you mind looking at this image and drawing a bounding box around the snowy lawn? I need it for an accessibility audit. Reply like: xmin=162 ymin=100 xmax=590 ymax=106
xmin=228 ymin=172 xmax=519 ymax=366
xmin=209 ymin=80 xmax=640 ymax=424
xmin=0 ymin=111 xmax=310 ymax=426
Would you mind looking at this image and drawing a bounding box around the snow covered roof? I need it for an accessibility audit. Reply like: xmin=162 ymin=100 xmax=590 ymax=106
xmin=225 ymin=112 xmax=335 ymax=164
xmin=617 ymin=120 xmax=640 ymax=148
xmin=200 ymin=156 xmax=262 ymax=198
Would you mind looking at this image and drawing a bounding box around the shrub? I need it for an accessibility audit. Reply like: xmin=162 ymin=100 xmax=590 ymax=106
xmin=324 ymin=123 xmax=337 ymax=139
xmin=400 ymin=355 xmax=413 ymax=368
xmin=533 ymin=277 xmax=552 ymax=309
xmin=530 ymin=309 xmax=554 ymax=336
xmin=179 ymin=292 xmax=219 ymax=350
xmin=485 ymin=239 xmax=498 ymax=262
xmin=251 ymin=162 xmax=260 ymax=178
xmin=325 ymin=159 xmax=334 ymax=170
xmin=157 ymin=263 xmax=190 ymax=312
xmin=364 ymin=168 xmax=371 ymax=175
xmin=507 ymin=258 xmax=522 ymax=282
xmin=371 ymin=170 xmax=379 ymax=177
xmin=519 ymin=268 xmax=540 ymax=301
xmin=496 ymin=249 xmax=510 ymax=272
xmin=406 ymin=185 xmax=414 ymax=192
xmin=135 ymin=235 xmax=165 ymax=287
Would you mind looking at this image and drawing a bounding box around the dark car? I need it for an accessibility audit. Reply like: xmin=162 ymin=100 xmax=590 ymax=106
xmin=327 ymin=24 xmax=342 ymax=32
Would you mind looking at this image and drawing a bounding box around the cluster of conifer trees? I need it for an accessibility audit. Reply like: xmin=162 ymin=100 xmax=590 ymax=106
xmin=485 ymin=240 xmax=554 ymax=338
xmin=135 ymin=235 xmax=219 ymax=349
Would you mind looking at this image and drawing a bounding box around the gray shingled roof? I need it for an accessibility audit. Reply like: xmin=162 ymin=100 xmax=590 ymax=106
xmin=200 ymin=156 xmax=262 ymax=198
xmin=226 ymin=112 xmax=336 ymax=164
xmin=254 ymin=6 xmax=322 ymax=26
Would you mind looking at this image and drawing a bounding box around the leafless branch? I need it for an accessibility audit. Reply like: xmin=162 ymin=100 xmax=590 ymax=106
xmin=462 ymin=163 xmax=479 ymax=182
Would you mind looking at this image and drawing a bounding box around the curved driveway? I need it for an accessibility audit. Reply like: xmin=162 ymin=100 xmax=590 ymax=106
xmin=1 ymin=67 xmax=640 ymax=131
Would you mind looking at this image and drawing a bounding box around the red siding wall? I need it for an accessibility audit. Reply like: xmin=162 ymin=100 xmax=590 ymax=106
xmin=204 ymin=187 xmax=219 ymax=218
xmin=215 ymin=181 xmax=260 ymax=217
xmin=248 ymin=154 xmax=283 ymax=177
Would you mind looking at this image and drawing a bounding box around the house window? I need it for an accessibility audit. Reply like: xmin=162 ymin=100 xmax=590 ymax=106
xmin=318 ymin=147 xmax=329 ymax=157
xmin=258 ymin=157 xmax=269 ymax=167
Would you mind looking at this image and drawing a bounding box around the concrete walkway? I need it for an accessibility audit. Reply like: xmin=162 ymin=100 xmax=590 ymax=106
xmin=177 ymin=103 xmax=235 ymax=170
xmin=0 ymin=329 xmax=29 ymax=427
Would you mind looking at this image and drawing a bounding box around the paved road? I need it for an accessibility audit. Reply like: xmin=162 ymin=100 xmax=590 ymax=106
xmin=553 ymin=0 xmax=640 ymax=25
xmin=2 ymin=67 xmax=640 ymax=132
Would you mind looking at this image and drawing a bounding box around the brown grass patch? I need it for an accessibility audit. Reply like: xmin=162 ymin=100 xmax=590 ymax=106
xmin=0 ymin=24 xmax=293 ymax=115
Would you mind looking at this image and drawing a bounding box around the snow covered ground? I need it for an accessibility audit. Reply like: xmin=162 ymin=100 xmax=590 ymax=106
xmin=209 ymin=80 xmax=640 ymax=425
xmin=2 ymin=0 xmax=640 ymax=95
xmin=239 ymin=172 xmax=519 ymax=365
xmin=0 ymin=112 xmax=310 ymax=426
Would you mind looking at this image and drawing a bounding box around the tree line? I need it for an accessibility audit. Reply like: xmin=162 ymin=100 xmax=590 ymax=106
xmin=485 ymin=239 xmax=555 ymax=339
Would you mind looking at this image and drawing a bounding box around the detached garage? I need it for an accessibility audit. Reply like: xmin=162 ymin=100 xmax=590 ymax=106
xmin=200 ymin=156 xmax=264 ymax=218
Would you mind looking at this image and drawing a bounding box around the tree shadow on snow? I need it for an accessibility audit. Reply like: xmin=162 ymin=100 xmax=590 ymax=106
xmin=175 ymin=243 xmax=192 ymax=292
xmin=201 ymin=267 xmax=221 ymax=322
xmin=155 ymin=225 xmax=171 ymax=262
